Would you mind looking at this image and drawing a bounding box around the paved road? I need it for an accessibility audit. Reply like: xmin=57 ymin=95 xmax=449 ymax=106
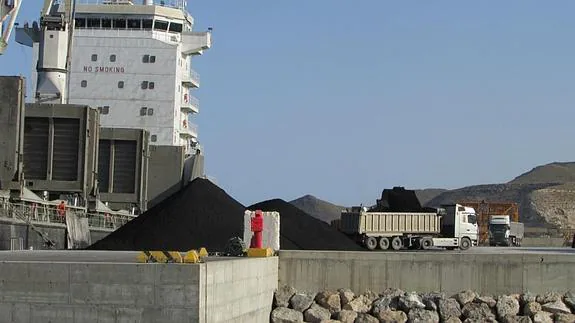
xmin=0 ymin=247 xmax=572 ymax=263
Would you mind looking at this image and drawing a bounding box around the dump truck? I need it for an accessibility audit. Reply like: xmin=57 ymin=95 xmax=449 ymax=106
xmin=339 ymin=203 xmax=479 ymax=251
xmin=488 ymin=215 xmax=524 ymax=247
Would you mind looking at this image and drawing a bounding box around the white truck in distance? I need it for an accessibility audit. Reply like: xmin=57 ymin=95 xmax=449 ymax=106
xmin=339 ymin=204 xmax=478 ymax=251
xmin=488 ymin=215 xmax=524 ymax=247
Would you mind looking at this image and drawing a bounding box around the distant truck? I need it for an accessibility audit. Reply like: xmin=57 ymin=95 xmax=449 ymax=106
xmin=339 ymin=203 xmax=479 ymax=251
xmin=488 ymin=215 xmax=524 ymax=247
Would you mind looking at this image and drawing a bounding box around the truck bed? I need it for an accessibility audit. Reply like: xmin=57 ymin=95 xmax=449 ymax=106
xmin=340 ymin=211 xmax=441 ymax=236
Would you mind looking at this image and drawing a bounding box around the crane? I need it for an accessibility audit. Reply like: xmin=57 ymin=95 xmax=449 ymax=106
xmin=0 ymin=0 xmax=23 ymax=55
xmin=6 ymin=0 xmax=75 ymax=104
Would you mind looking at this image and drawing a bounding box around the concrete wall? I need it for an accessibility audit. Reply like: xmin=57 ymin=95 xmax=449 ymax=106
xmin=204 ymin=257 xmax=278 ymax=323
xmin=278 ymin=250 xmax=575 ymax=296
xmin=522 ymin=237 xmax=566 ymax=247
xmin=0 ymin=255 xmax=278 ymax=323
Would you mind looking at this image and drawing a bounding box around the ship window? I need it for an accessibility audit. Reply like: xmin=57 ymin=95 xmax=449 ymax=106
xmin=147 ymin=108 xmax=154 ymax=116
xmin=150 ymin=56 xmax=156 ymax=63
xmin=87 ymin=18 xmax=100 ymax=28
xmin=142 ymin=55 xmax=149 ymax=63
xmin=151 ymin=135 xmax=157 ymax=142
xmin=140 ymin=107 xmax=148 ymax=116
xmin=154 ymin=20 xmax=168 ymax=31
xmin=81 ymin=80 xmax=87 ymax=87
xmin=113 ymin=19 xmax=126 ymax=29
xmin=98 ymin=106 xmax=110 ymax=115
xmin=75 ymin=18 xmax=86 ymax=28
xmin=168 ymin=23 xmax=182 ymax=33
xmin=91 ymin=54 xmax=97 ymax=62
xmin=141 ymin=81 xmax=148 ymax=89
xmin=118 ymin=81 xmax=124 ymax=88
xmin=128 ymin=19 xmax=141 ymax=29
xmin=142 ymin=19 xmax=153 ymax=30
xmin=102 ymin=19 xmax=111 ymax=29
xmin=110 ymin=54 xmax=116 ymax=62
xmin=149 ymin=82 xmax=155 ymax=89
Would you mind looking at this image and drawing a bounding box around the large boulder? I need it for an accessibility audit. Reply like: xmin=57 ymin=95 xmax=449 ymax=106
xmin=275 ymin=285 xmax=297 ymax=308
xmin=462 ymin=302 xmax=496 ymax=321
xmin=398 ymin=292 xmax=426 ymax=312
xmin=303 ymin=303 xmax=331 ymax=323
xmin=342 ymin=294 xmax=371 ymax=313
xmin=541 ymin=300 xmax=571 ymax=314
xmin=554 ymin=313 xmax=575 ymax=323
xmin=315 ymin=290 xmax=342 ymax=314
xmin=338 ymin=288 xmax=355 ymax=307
xmin=271 ymin=307 xmax=304 ymax=323
xmin=407 ymin=308 xmax=439 ymax=323
xmin=523 ymin=302 xmax=542 ymax=317
xmin=563 ymin=291 xmax=575 ymax=312
xmin=456 ymin=290 xmax=477 ymax=306
xmin=354 ymin=313 xmax=379 ymax=323
xmin=532 ymin=311 xmax=553 ymax=323
xmin=335 ymin=310 xmax=357 ymax=323
xmin=497 ymin=295 xmax=520 ymax=318
xmin=439 ymin=298 xmax=462 ymax=321
xmin=290 ymin=293 xmax=315 ymax=312
xmin=374 ymin=310 xmax=407 ymax=323
xmin=536 ymin=292 xmax=562 ymax=304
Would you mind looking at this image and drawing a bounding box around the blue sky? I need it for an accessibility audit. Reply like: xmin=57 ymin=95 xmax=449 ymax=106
xmin=2 ymin=1 xmax=575 ymax=207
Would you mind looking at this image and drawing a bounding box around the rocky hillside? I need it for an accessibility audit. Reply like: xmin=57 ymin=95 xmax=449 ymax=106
xmin=426 ymin=162 xmax=575 ymax=229
xmin=289 ymin=195 xmax=347 ymax=224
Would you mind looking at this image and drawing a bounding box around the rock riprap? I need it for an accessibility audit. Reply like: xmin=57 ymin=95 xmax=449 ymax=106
xmin=270 ymin=286 xmax=575 ymax=323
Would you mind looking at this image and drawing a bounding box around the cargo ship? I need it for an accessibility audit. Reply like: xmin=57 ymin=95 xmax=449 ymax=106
xmin=0 ymin=0 xmax=212 ymax=250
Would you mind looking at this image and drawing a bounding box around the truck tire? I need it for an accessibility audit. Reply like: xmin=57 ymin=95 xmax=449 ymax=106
xmin=391 ymin=236 xmax=403 ymax=251
xmin=420 ymin=237 xmax=433 ymax=250
xmin=459 ymin=237 xmax=471 ymax=251
xmin=365 ymin=237 xmax=377 ymax=250
xmin=378 ymin=237 xmax=390 ymax=250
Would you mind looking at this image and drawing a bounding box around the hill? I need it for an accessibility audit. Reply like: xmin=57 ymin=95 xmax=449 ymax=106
xmin=426 ymin=162 xmax=575 ymax=230
xmin=414 ymin=188 xmax=447 ymax=206
xmin=289 ymin=195 xmax=346 ymax=224
xmin=509 ymin=162 xmax=575 ymax=185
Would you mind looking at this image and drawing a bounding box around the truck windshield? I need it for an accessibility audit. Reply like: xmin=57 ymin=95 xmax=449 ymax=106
xmin=490 ymin=224 xmax=507 ymax=232
xmin=468 ymin=213 xmax=477 ymax=224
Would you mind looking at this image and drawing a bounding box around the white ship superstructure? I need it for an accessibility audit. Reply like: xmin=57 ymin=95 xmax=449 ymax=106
xmin=16 ymin=0 xmax=212 ymax=157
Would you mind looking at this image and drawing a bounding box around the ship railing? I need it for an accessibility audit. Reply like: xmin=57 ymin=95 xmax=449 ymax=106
xmin=190 ymin=69 xmax=200 ymax=85
xmin=74 ymin=28 xmax=181 ymax=43
xmin=0 ymin=200 xmax=136 ymax=230
xmin=76 ymin=0 xmax=187 ymax=10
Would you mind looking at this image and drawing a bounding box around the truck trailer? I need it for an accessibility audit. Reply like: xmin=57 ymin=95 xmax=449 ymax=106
xmin=339 ymin=203 xmax=479 ymax=251
xmin=488 ymin=215 xmax=524 ymax=247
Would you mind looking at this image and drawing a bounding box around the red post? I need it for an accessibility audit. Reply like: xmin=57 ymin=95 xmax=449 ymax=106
xmin=250 ymin=210 xmax=264 ymax=248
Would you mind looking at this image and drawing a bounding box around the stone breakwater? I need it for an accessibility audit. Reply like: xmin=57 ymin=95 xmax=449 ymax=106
xmin=270 ymin=285 xmax=575 ymax=323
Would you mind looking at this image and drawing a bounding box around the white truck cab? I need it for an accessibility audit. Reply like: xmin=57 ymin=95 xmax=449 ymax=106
xmin=435 ymin=204 xmax=479 ymax=249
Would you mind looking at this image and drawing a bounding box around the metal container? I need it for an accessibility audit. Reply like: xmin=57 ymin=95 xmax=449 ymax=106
xmin=97 ymin=127 xmax=149 ymax=213
xmin=20 ymin=103 xmax=100 ymax=198
xmin=340 ymin=210 xmax=441 ymax=236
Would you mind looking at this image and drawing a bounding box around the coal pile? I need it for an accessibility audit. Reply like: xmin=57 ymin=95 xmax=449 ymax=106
xmin=371 ymin=186 xmax=437 ymax=213
xmin=87 ymin=178 xmax=245 ymax=252
xmin=248 ymin=199 xmax=363 ymax=251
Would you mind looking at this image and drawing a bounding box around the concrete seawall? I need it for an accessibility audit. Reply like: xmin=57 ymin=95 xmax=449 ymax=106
xmin=278 ymin=249 xmax=575 ymax=296
xmin=0 ymin=251 xmax=278 ymax=323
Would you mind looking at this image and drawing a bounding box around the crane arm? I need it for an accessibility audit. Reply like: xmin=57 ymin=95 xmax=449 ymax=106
xmin=0 ymin=0 xmax=23 ymax=55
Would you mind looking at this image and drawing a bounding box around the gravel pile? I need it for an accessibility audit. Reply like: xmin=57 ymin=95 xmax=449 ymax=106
xmin=87 ymin=178 xmax=245 ymax=252
xmin=271 ymin=285 xmax=575 ymax=323
xmin=248 ymin=199 xmax=363 ymax=251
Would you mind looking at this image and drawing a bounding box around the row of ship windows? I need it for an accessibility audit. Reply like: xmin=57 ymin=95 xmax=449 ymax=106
xmin=74 ymin=17 xmax=186 ymax=33
xmin=81 ymin=80 xmax=156 ymax=89
xmin=97 ymin=106 xmax=155 ymax=116
xmin=91 ymin=54 xmax=156 ymax=63
xmin=97 ymin=106 xmax=158 ymax=143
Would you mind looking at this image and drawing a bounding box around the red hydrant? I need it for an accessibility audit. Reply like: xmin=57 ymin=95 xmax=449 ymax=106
xmin=250 ymin=210 xmax=264 ymax=248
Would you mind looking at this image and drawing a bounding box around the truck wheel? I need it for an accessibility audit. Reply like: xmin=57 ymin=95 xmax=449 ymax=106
xmin=378 ymin=237 xmax=390 ymax=250
xmin=460 ymin=237 xmax=471 ymax=251
xmin=365 ymin=237 xmax=377 ymax=250
xmin=391 ymin=236 xmax=403 ymax=250
xmin=420 ymin=237 xmax=433 ymax=250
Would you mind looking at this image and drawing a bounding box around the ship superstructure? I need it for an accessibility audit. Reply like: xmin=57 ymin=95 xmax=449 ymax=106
xmin=16 ymin=0 xmax=211 ymax=157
